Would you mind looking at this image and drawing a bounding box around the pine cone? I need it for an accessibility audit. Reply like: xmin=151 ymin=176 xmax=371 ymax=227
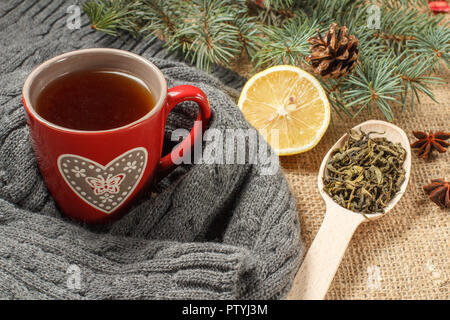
xmin=307 ymin=23 xmax=359 ymax=79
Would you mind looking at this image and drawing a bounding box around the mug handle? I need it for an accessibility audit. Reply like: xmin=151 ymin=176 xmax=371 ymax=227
xmin=159 ymin=85 xmax=211 ymax=174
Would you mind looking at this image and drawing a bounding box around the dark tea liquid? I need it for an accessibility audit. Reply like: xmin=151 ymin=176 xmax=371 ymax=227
xmin=35 ymin=70 xmax=155 ymax=131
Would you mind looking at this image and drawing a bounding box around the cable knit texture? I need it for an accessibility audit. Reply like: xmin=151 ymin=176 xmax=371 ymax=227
xmin=0 ymin=0 xmax=303 ymax=299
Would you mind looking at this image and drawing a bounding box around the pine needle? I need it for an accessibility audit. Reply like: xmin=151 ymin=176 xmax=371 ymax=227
xmin=82 ymin=0 xmax=449 ymax=121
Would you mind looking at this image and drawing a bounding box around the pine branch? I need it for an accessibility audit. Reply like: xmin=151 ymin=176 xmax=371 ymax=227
xmin=169 ymin=0 xmax=243 ymax=71
xmin=252 ymin=17 xmax=318 ymax=69
xmin=396 ymin=53 xmax=444 ymax=111
xmin=294 ymin=0 xmax=367 ymax=26
xmin=139 ymin=0 xmax=180 ymax=40
xmin=82 ymin=0 xmax=141 ymax=36
xmin=248 ymin=0 xmax=295 ymax=26
xmin=373 ymin=6 xmax=442 ymax=42
xmin=233 ymin=14 xmax=262 ymax=59
xmin=410 ymin=23 xmax=450 ymax=68
xmin=383 ymin=0 xmax=429 ymax=10
xmin=82 ymin=0 xmax=450 ymax=121
xmin=342 ymin=53 xmax=404 ymax=121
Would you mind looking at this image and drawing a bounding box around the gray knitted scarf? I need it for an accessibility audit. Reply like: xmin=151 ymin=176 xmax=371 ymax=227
xmin=0 ymin=0 xmax=302 ymax=299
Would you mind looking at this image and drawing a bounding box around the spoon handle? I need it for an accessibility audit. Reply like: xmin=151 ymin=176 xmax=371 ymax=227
xmin=287 ymin=206 xmax=363 ymax=300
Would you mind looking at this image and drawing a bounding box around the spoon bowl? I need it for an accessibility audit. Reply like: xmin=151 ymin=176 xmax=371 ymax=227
xmin=287 ymin=120 xmax=411 ymax=300
xmin=318 ymin=119 xmax=412 ymax=220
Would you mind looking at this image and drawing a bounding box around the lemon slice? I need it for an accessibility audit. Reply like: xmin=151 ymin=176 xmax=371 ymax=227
xmin=237 ymin=65 xmax=330 ymax=156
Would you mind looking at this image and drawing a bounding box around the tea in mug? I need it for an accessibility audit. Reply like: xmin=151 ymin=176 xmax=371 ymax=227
xmin=35 ymin=70 xmax=155 ymax=131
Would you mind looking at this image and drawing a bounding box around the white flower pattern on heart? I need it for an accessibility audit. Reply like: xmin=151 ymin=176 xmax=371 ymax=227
xmin=99 ymin=193 xmax=114 ymax=203
xmin=124 ymin=161 xmax=137 ymax=172
xmin=71 ymin=166 xmax=86 ymax=178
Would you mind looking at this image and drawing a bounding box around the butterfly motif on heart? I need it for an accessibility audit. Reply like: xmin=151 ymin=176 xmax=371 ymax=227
xmin=85 ymin=173 xmax=126 ymax=195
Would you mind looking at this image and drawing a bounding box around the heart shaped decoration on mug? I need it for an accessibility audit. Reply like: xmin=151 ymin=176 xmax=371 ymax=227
xmin=57 ymin=147 xmax=148 ymax=214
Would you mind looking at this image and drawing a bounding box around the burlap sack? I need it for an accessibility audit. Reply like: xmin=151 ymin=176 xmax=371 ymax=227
xmin=230 ymin=62 xmax=449 ymax=300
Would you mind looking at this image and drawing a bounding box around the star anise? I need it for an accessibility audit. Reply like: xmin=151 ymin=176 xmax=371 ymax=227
xmin=423 ymin=179 xmax=450 ymax=208
xmin=410 ymin=130 xmax=450 ymax=159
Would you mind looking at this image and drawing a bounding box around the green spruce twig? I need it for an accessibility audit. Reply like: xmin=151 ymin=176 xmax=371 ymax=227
xmin=82 ymin=0 xmax=449 ymax=121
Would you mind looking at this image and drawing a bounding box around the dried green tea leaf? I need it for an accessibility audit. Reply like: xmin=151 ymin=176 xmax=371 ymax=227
xmin=323 ymin=129 xmax=406 ymax=214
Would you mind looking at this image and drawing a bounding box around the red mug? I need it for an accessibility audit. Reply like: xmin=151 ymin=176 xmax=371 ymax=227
xmin=22 ymin=48 xmax=211 ymax=223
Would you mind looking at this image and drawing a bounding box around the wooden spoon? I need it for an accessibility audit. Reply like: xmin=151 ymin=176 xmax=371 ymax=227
xmin=286 ymin=120 xmax=411 ymax=300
